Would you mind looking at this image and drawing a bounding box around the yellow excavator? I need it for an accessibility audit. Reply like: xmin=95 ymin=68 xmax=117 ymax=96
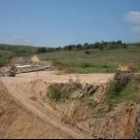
xmin=117 ymin=64 xmax=137 ymax=73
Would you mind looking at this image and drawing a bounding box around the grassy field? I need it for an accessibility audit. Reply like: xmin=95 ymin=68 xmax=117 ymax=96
xmin=38 ymin=46 xmax=140 ymax=73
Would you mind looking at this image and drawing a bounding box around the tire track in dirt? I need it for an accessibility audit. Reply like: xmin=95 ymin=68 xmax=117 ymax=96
xmin=0 ymin=72 xmax=114 ymax=138
xmin=0 ymin=78 xmax=91 ymax=139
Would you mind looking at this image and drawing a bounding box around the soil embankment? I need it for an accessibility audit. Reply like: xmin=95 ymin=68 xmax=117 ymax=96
xmin=1 ymin=71 xmax=139 ymax=138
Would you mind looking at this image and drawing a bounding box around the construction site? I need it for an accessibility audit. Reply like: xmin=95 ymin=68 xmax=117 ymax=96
xmin=0 ymin=53 xmax=140 ymax=139
xmin=1 ymin=0 xmax=140 ymax=138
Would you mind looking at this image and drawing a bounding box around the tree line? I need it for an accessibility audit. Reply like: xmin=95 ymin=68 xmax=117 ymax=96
xmin=37 ymin=40 xmax=128 ymax=53
xmin=0 ymin=41 xmax=140 ymax=55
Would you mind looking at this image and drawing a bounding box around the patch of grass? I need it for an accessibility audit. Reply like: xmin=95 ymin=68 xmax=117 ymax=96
xmin=81 ymin=62 xmax=92 ymax=68
xmin=38 ymin=47 xmax=140 ymax=73
xmin=47 ymin=84 xmax=62 ymax=101
xmin=51 ymin=59 xmax=117 ymax=73
xmin=106 ymin=73 xmax=140 ymax=104
xmin=118 ymin=80 xmax=140 ymax=101
xmin=102 ymin=64 xmax=109 ymax=68
xmin=53 ymin=61 xmax=77 ymax=73
xmin=47 ymin=80 xmax=82 ymax=102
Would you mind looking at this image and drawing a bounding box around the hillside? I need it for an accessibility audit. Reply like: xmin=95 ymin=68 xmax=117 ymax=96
xmin=0 ymin=70 xmax=140 ymax=139
xmin=38 ymin=45 xmax=140 ymax=73
xmin=0 ymin=43 xmax=140 ymax=73
xmin=0 ymin=80 xmax=72 ymax=139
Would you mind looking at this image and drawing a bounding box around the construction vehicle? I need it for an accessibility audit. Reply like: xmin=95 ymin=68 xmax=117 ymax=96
xmin=117 ymin=64 xmax=137 ymax=73
xmin=0 ymin=64 xmax=50 ymax=77
xmin=0 ymin=55 xmax=51 ymax=77
xmin=116 ymin=64 xmax=140 ymax=82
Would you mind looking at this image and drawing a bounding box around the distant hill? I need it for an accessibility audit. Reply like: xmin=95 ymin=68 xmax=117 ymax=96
xmin=0 ymin=41 xmax=140 ymax=69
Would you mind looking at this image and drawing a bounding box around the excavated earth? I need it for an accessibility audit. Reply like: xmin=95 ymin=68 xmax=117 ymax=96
xmin=0 ymin=80 xmax=71 ymax=139
xmin=0 ymin=70 xmax=140 ymax=139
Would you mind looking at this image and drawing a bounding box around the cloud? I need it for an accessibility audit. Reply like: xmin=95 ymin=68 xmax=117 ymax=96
xmin=125 ymin=11 xmax=140 ymax=24
xmin=132 ymin=26 xmax=140 ymax=33
xmin=124 ymin=11 xmax=140 ymax=34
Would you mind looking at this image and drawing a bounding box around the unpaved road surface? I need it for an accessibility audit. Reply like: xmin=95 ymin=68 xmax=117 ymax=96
xmin=16 ymin=70 xmax=114 ymax=85
xmin=0 ymin=80 xmax=72 ymax=139
xmin=0 ymin=71 xmax=114 ymax=138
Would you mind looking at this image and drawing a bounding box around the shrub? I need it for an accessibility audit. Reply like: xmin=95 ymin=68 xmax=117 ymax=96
xmin=37 ymin=47 xmax=46 ymax=53
xmin=114 ymin=72 xmax=133 ymax=92
xmin=106 ymin=72 xmax=134 ymax=101
xmin=102 ymin=64 xmax=108 ymax=68
xmin=47 ymin=84 xmax=62 ymax=101
xmin=81 ymin=62 xmax=91 ymax=68
xmin=84 ymin=50 xmax=90 ymax=55
xmin=47 ymin=80 xmax=82 ymax=102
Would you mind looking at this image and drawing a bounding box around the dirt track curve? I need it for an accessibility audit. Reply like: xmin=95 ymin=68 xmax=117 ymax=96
xmin=0 ymin=71 xmax=114 ymax=138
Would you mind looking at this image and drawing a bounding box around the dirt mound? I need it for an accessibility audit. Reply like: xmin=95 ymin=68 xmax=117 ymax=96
xmin=61 ymin=101 xmax=91 ymax=133
xmin=45 ymin=81 xmax=140 ymax=139
xmin=1 ymin=72 xmax=140 ymax=139
xmin=28 ymin=79 xmax=48 ymax=96
xmin=56 ymin=100 xmax=139 ymax=138
xmin=87 ymin=103 xmax=138 ymax=139
xmin=0 ymin=80 xmax=71 ymax=139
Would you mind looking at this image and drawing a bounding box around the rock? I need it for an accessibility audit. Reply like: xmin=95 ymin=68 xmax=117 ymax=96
xmin=79 ymin=93 xmax=84 ymax=98
xmin=87 ymin=86 xmax=99 ymax=96
xmin=70 ymin=91 xmax=81 ymax=99
xmin=80 ymin=84 xmax=99 ymax=97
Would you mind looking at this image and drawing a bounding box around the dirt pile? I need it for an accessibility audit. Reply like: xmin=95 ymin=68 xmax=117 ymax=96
xmin=45 ymin=81 xmax=140 ymax=139
xmin=61 ymin=101 xmax=91 ymax=134
xmin=28 ymin=79 xmax=48 ymax=96
xmin=88 ymin=102 xmax=138 ymax=139
xmin=1 ymin=73 xmax=140 ymax=139
xmin=52 ymin=100 xmax=139 ymax=138
xmin=0 ymin=80 xmax=72 ymax=139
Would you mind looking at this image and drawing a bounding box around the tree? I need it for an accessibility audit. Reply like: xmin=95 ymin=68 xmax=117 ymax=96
xmin=117 ymin=40 xmax=122 ymax=45
xmin=122 ymin=43 xmax=127 ymax=49
xmin=55 ymin=47 xmax=61 ymax=51
xmin=64 ymin=45 xmax=75 ymax=51
xmin=83 ymin=43 xmax=89 ymax=49
xmin=75 ymin=44 xmax=83 ymax=50
xmin=94 ymin=42 xmax=101 ymax=49
xmin=37 ymin=47 xmax=46 ymax=53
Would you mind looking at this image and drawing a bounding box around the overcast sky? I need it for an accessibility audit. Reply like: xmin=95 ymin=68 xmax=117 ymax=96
xmin=0 ymin=0 xmax=140 ymax=47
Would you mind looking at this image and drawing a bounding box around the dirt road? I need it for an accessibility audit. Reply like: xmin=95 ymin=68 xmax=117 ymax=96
xmin=16 ymin=70 xmax=114 ymax=85
xmin=0 ymin=71 xmax=114 ymax=138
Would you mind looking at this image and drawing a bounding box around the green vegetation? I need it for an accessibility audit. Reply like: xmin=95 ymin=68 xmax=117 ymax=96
xmin=0 ymin=41 xmax=140 ymax=73
xmin=106 ymin=72 xmax=140 ymax=104
xmin=47 ymin=80 xmax=82 ymax=102
xmin=39 ymin=45 xmax=140 ymax=73
xmin=63 ymin=40 xmax=127 ymax=51
xmin=37 ymin=40 xmax=128 ymax=53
